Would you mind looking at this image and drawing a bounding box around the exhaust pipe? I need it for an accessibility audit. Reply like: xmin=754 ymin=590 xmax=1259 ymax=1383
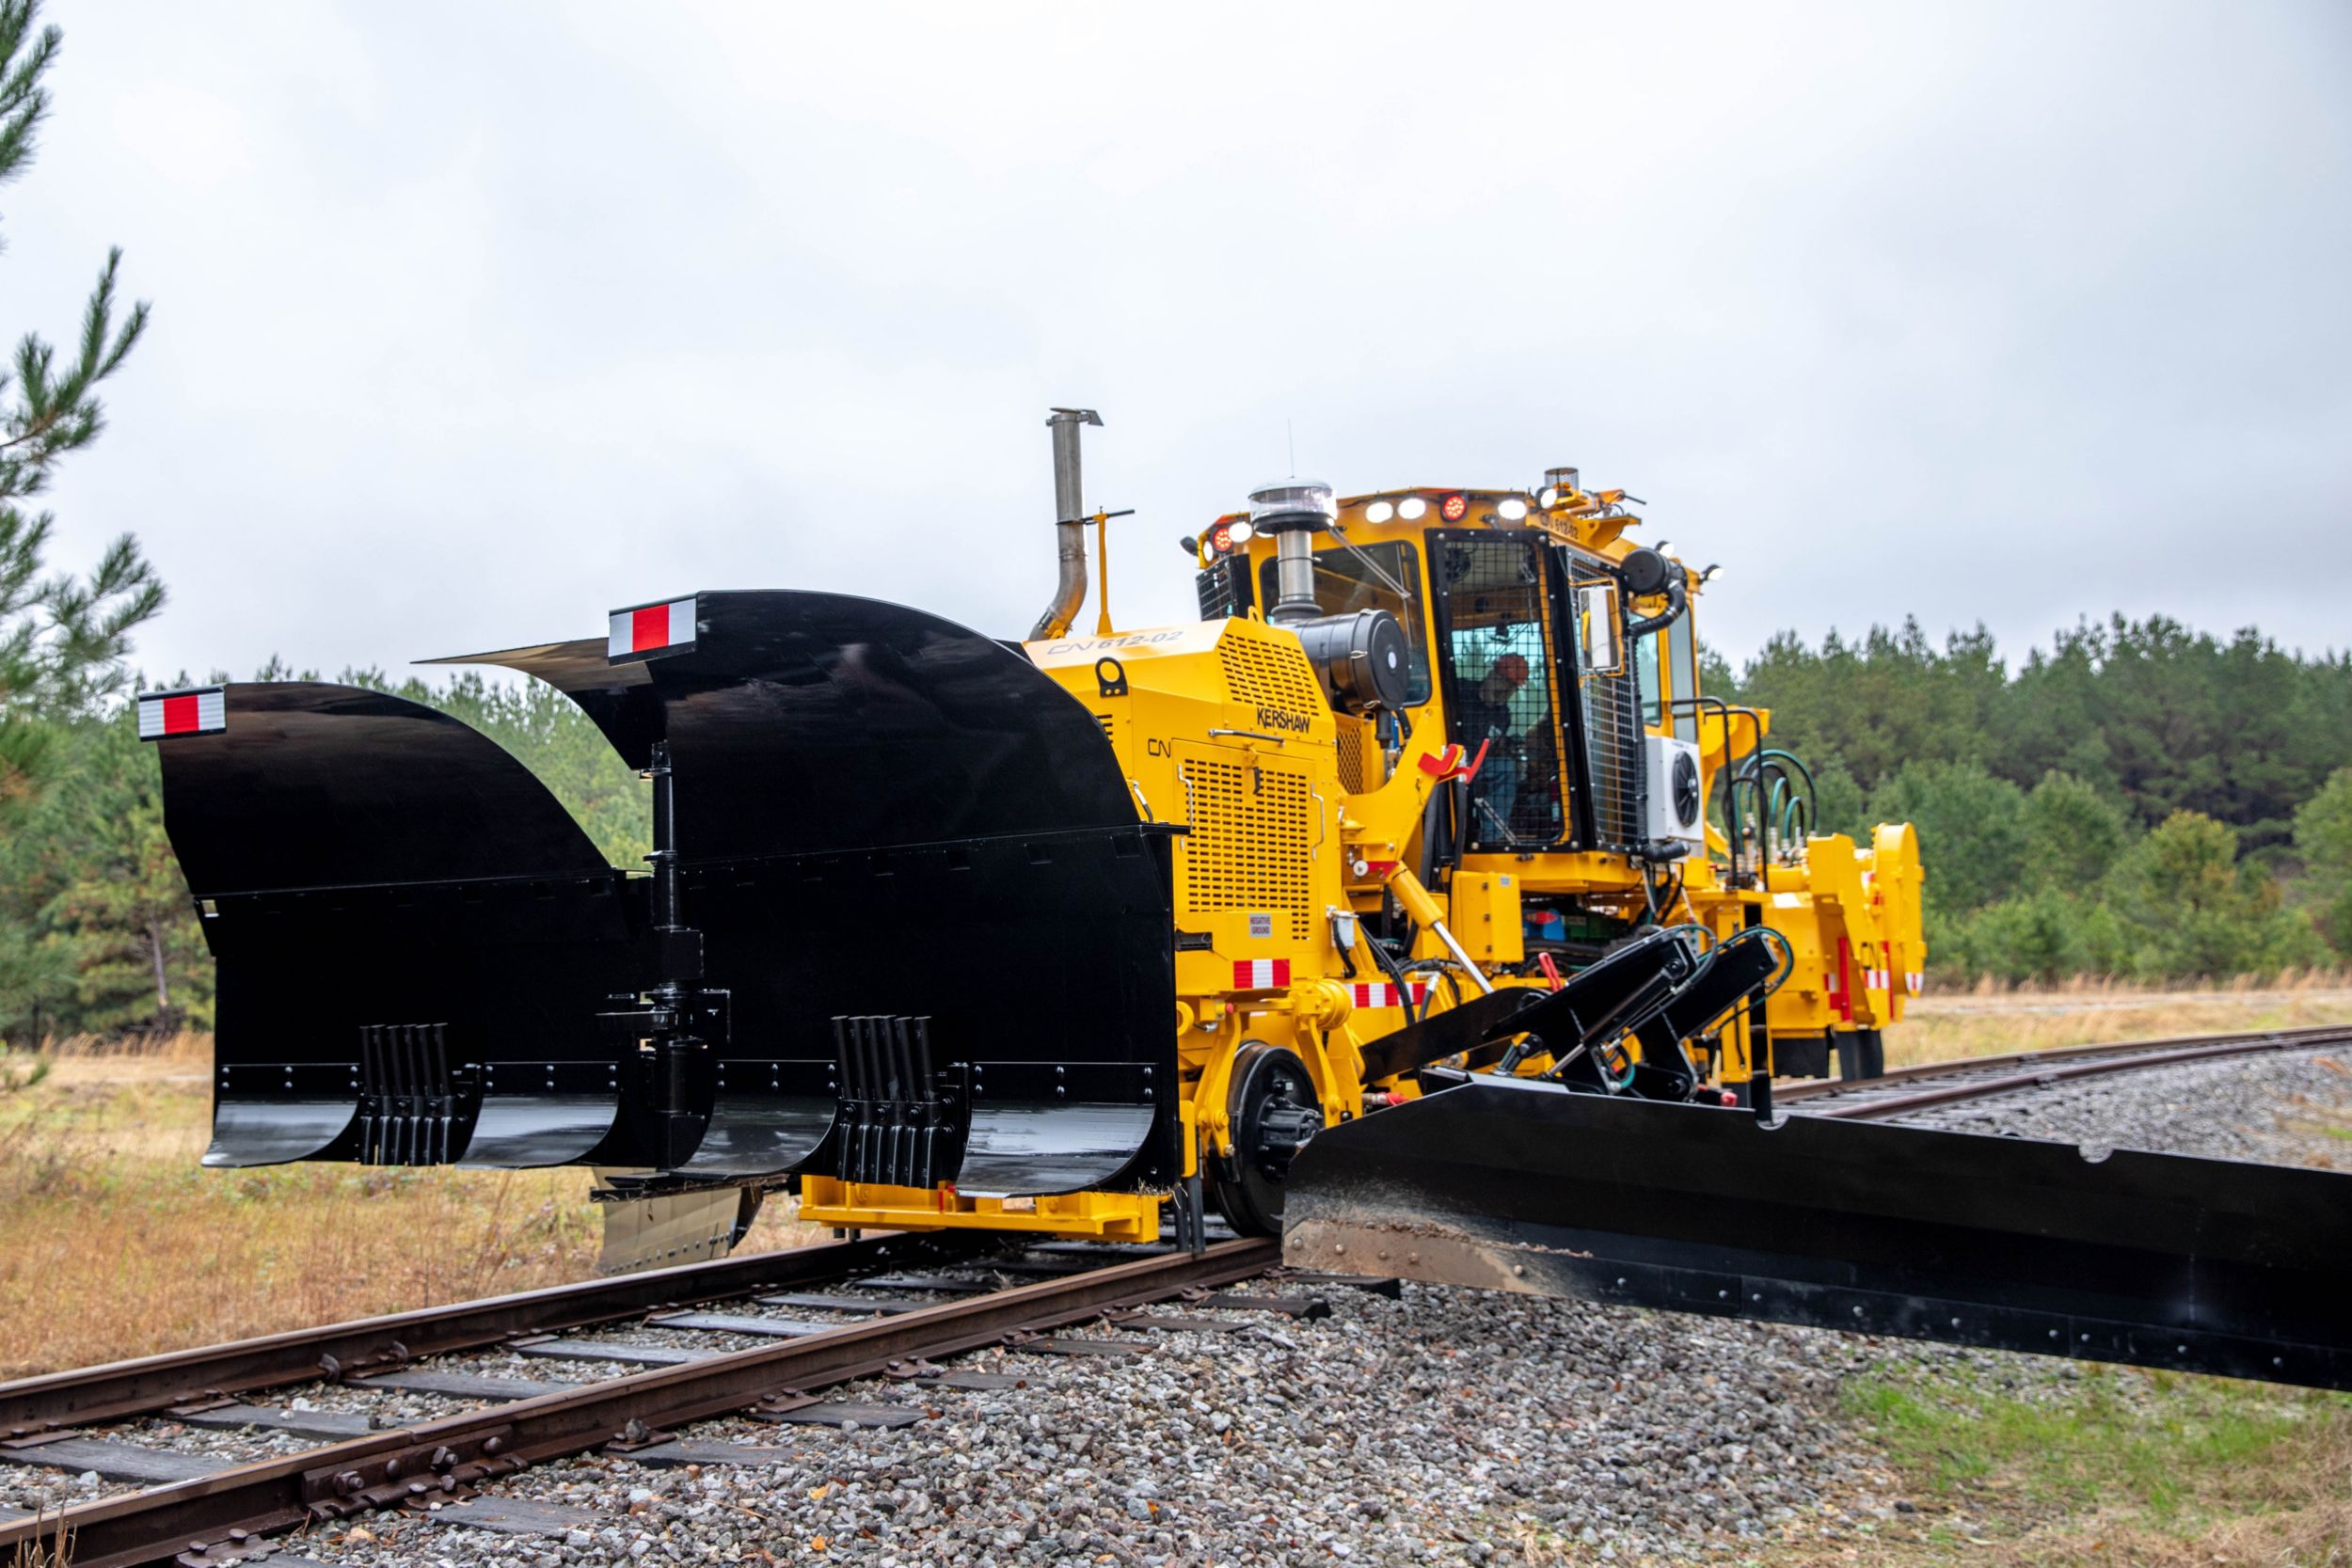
xmin=1028 ymin=407 xmax=1103 ymax=641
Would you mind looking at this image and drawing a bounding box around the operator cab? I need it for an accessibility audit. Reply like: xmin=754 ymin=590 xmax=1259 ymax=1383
xmin=1422 ymin=529 xmax=1674 ymax=857
xmin=1201 ymin=483 xmax=1706 ymax=866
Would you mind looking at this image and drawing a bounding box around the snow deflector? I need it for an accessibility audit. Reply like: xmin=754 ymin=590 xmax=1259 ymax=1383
xmin=1283 ymin=1078 xmax=2352 ymax=1391
xmin=153 ymin=682 xmax=651 ymax=1168
xmin=158 ymin=589 xmax=1190 ymax=1196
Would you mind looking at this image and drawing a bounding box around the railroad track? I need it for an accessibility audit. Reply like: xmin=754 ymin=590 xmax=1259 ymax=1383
xmin=8 ymin=1024 xmax=2341 ymax=1565
xmin=1775 ymin=1021 xmax=2352 ymax=1120
xmin=0 ymin=1233 xmax=1301 ymax=1568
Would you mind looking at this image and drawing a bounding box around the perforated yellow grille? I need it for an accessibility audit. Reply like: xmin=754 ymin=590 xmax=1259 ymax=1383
xmin=1181 ymin=758 xmax=1311 ymax=925
xmin=1217 ymin=631 xmax=1323 ymax=715
xmin=1334 ymin=717 xmax=1383 ymax=795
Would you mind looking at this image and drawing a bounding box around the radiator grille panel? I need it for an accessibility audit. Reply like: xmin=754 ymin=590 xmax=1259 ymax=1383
xmin=1217 ymin=632 xmax=1323 ymax=716
xmin=1180 ymin=757 xmax=1311 ymax=927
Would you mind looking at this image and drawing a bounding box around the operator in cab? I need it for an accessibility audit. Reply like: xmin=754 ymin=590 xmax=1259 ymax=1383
xmin=1458 ymin=652 xmax=1529 ymax=838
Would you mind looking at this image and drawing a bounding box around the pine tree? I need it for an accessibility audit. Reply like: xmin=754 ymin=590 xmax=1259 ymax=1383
xmin=0 ymin=0 xmax=157 ymax=1040
xmin=0 ymin=0 xmax=157 ymax=827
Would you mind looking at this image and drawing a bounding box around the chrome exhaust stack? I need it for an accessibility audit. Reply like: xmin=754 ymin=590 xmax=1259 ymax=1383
xmin=1028 ymin=406 xmax=1103 ymax=641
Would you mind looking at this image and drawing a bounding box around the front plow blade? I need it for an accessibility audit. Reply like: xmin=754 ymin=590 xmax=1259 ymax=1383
xmin=1285 ymin=1077 xmax=2352 ymax=1390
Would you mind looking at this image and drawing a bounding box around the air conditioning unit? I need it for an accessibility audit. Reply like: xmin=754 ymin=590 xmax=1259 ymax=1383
xmin=1643 ymin=735 xmax=1704 ymax=853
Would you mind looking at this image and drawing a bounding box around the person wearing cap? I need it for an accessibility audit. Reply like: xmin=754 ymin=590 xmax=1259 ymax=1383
xmin=1458 ymin=652 xmax=1530 ymax=837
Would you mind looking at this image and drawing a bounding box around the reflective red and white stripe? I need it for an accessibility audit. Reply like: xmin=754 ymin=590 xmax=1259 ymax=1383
xmin=1349 ymin=981 xmax=1428 ymax=1008
xmin=1867 ymin=967 xmax=1890 ymax=991
xmin=136 ymin=687 xmax=226 ymax=740
xmin=1232 ymin=959 xmax=1291 ymax=990
xmin=1905 ymin=971 xmax=1924 ymax=996
xmin=608 ymin=596 xmax=698 ymax=660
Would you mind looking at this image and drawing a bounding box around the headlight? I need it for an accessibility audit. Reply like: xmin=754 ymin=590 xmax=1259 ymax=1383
xmin=1363 ymin=499 xmax=1395 ymax=524
xmin=1397 ymin=497 xmax=1428 ymax=520
xmin=1497 ymin=498 xmax=1529 ymax=521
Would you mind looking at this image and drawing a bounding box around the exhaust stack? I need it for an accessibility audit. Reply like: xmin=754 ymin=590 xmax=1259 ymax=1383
xmin=1028 ymin=406 xmax=1103 ymax=641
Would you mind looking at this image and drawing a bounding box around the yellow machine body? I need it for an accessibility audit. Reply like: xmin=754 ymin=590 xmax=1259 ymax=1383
xmin=796 ymin=480 xmax=1927 ymax=1240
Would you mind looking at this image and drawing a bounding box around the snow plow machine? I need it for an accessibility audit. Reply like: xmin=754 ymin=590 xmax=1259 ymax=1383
xmin=144 ymin=408 xmax=2352 ymax=1391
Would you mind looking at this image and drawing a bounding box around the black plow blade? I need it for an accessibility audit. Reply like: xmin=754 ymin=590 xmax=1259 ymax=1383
xmin=153 ymin=682 xmax=651 ymax=1168
xmin=1284 ymin=1077 xmax=2352 ymax=1391
xmin=155 ymin=593 xmax=1184 ymax=1195
xmin=449 ymin=591 xmax=1184 ymax=1196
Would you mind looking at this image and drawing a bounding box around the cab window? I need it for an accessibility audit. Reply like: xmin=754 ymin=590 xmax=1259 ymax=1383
xmin=1636 ymin=632 xmax=1662 ymax=728
xmin=1259 ymin=541 xmax=1433 ymax=704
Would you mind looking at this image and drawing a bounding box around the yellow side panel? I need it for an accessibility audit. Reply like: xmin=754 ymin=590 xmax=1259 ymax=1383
xmin=1449 ymin=871 xmax=1525 ymax=964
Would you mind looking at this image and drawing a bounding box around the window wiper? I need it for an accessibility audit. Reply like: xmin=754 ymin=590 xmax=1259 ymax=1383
xmin=1324 ymin=524 xmax=1412 ymax=601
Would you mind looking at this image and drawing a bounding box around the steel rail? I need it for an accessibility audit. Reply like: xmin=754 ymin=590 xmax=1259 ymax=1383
xmin=1 ymin=1238 xmax=1279 ymax=1568
xmin=1776 ymin=1022 xmax=2352 ymax=1120
xmin=0 ymin=1229 xmax=998 ymax=1435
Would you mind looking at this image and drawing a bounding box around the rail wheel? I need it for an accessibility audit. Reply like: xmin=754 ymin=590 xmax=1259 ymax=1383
xmin=1210 ymin=1043 xmax=1325 ymax=1236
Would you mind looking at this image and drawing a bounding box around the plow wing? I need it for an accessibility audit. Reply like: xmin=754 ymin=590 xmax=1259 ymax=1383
xmin=156 ymin=682 xmax=654 ymax=1168
xmin=1284 ymin=1076 xmax=2352 ymax=1391
xmin=157 ymin=593 xmax=1183 ymax=1197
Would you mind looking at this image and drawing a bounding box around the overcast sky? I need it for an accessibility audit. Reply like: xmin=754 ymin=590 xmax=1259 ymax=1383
xmin=12 ymin=2 xmax=2350 ymax=688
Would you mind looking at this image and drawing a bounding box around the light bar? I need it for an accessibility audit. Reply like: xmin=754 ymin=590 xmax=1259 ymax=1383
xmin=609 ymin=595 xmax=699 ymax=662
xmin=136 ymin=686 xmax=228 ymax=740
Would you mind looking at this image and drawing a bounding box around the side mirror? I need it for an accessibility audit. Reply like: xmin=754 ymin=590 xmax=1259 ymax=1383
xmin=1576 ymin=583 xmax=1623 ymax=673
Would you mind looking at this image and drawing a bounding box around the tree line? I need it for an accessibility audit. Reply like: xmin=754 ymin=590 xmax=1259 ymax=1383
xmin=1715 ymin=617 xmax=2352 ymax=985
xmin=12 ymin=609 xmax=2352 ymax=1041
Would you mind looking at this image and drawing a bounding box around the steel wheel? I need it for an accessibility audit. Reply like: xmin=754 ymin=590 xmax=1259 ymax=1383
xmin=1210 ymin=1043 xmax=1325 ymax=1236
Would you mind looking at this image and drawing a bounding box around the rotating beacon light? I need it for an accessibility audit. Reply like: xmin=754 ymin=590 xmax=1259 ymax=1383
xmin=1248 ymin=478 xmax=1339 ymax=626
xmin=1246 ymin=477 xmax=1410 ymax=717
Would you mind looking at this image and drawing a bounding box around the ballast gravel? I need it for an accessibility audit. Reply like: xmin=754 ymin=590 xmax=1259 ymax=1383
xmin=294 ymin=1299 xmax=1890 ymax=1568
xmin=1900 ymin=1046 xmax=2352 ymax=1167
xmin=18 ymin=1047 xmax=2345 ymax=1564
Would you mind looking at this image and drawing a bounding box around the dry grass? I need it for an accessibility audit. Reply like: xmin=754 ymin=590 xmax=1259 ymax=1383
xmin=1889 ymin=971 xmax=2352 ymax=1069
xmin=0 ymin=1035 xmax=811 ymax=1380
